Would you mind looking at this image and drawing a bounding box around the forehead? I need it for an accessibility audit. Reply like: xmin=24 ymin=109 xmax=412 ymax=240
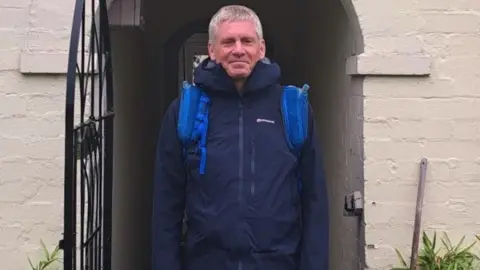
xmin=216 ymin=20 xmax=257 ymax=39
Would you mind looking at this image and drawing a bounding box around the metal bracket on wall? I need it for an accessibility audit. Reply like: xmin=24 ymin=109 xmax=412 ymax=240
xmin=344 ymin=191 xmax=364 ymax=217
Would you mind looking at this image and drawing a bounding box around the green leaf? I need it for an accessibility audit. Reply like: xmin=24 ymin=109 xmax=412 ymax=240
xmin=27 ymin=240 xmax=62 ymax=270
xmin=394 ymin=248 xmax=409 ymax=267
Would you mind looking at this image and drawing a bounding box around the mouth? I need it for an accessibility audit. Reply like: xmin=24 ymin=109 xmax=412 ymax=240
xmin=229 ymin=61 xmax=248 ymax=64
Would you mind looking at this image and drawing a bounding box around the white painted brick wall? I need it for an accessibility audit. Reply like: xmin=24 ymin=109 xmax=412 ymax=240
xmin=0 ymin=0 xmax=71 ymax=267
xmin=358 ymin=0 xmax=480 ymax=268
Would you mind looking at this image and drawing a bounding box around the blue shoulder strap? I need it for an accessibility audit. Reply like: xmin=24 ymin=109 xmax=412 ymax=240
xmin=281 ymin=84 xmax=310 ymax=153
xmin=177 ymin=82 xmax=309 ymax=177
xmin=281 ymin=84 xmax=310 ymax=195
xmin=177 ymin=81 xmax=211 ymax=175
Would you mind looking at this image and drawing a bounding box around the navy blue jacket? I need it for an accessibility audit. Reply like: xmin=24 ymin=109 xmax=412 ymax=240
xmin=152 ymin=58 xmax=329 ymax=270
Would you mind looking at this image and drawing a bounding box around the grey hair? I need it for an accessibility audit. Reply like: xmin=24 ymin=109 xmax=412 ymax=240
xmin=208 ymin=5 xmax=264 ymax=42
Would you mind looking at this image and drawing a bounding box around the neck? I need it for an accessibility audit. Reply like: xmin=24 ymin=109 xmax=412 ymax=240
xmin=234 ymin=78 xmax=246 ymax=93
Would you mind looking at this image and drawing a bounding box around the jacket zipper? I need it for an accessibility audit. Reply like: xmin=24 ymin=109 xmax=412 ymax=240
xmin=238 ymin=99 xmax=244 ymax=270
xmin=250 ymin=138 xmax=256 ymax=197
xmin=238 ymin=99 xmax=244 ymax=206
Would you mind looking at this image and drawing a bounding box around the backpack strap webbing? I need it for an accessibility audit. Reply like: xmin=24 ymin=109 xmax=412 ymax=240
xmin=177 ymin=81 xmax=211 ymax=175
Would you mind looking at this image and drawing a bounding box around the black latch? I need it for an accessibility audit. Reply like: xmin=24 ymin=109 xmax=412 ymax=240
xmin=58 ymin=239 xmax=65 ymax=250
xmin=344 ymin=191 xmax=364 ymax=217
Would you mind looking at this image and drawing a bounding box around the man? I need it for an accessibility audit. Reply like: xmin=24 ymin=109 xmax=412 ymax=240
xmin=152 ymin=5 xmax=329 ymax=270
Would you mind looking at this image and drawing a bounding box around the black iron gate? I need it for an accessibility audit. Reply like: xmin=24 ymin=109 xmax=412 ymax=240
xmin=60 ymin=0 xmax=114 ymax=268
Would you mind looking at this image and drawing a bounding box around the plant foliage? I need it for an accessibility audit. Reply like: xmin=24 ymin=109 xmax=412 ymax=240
xmin=27 ymin=240 xmax=61 ymax=270
xmin=393 ymin=232 xmax=480 ymax=270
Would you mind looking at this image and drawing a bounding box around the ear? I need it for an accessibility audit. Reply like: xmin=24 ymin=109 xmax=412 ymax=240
xmin=259 ymin=39 xmax=266 ymax=59
xmin=208 ymin=41 xmax=216 ymax=61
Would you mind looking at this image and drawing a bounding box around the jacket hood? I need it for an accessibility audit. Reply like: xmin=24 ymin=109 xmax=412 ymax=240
xmin=192 ymin=57 xmax=281 ymax=95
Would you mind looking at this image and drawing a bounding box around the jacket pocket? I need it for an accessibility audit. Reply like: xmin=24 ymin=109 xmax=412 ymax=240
xmin=250 ymin=138 xmax=256 ymax=197
xmin=290 ymin=174 xmax=302 ymax=207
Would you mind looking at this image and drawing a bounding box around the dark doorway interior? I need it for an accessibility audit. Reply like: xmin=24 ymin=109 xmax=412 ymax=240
xmin=109 ymin=0 xmax=364 ymax=269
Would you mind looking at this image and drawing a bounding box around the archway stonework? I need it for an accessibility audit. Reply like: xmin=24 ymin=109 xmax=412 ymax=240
xmin=106 ymin=0 xmax=439 ymax=269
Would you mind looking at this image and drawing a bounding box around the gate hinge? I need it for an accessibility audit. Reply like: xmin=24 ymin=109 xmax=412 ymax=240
xmin=344 ymin=191 xmax=364 ymax=217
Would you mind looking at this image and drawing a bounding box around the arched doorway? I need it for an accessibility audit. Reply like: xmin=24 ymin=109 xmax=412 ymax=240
xmin=62 ymin=0 xmax=365 ymax=269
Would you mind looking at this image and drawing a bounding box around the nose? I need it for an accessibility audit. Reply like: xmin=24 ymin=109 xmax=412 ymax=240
xmin=232 ymin=40 xmax=245 ymax=57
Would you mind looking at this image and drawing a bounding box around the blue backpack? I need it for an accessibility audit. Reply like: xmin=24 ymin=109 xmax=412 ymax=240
xmin=176 ymin=81 xmax=310 ymax=178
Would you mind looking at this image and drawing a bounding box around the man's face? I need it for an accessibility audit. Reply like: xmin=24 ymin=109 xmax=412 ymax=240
xmin=208 ymin=20 xmax=266 ymax=80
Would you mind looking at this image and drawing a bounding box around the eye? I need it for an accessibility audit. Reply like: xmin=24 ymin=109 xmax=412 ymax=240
xmin=242 ymin=38 xmax=254 ymax=44
xmin=221 ymin=39 xmax=235 ymax=46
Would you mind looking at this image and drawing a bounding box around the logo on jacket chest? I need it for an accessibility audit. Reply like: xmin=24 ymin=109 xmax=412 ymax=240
xmin=256 ymin=118 xmax=275 ymax=124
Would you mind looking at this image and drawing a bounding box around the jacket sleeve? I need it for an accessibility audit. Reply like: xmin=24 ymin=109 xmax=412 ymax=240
xmin=152 ymin=99 xmax=186 ymax=270
xmin=298 ymin=104 xmax=330 ymax=270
